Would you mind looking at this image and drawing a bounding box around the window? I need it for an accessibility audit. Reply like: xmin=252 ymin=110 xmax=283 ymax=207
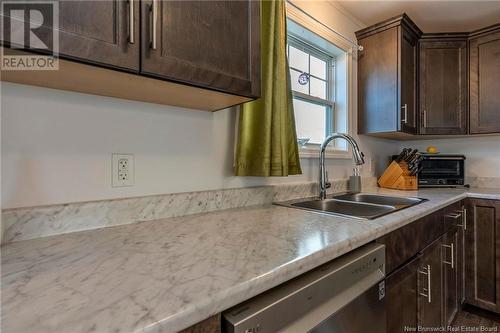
xmin=287 ymin=36 xmax=335 ymax=145
xmin=286 ymin=18 xmax=350 ymax=155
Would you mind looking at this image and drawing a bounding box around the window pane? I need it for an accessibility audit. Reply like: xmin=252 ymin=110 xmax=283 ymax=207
xmin=288 ymin=45 xmax=309 ymax=73
xmin=310 ymin=56 xmax=326 ymax=79
xmin=290 ymin=69 xmax=309 ymax=94
xmin=310 ymin=77 xmax=326 ymax=99
xmin=293 ymin=99 xmax=327 ymax=144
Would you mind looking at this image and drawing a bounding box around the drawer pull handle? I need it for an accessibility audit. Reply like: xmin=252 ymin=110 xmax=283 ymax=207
xmin=445 ymin=212 xmax=461 ymax=219
xmin=128 ymin=0 xmax=135 ymax=44
xmin=150 ymin=0 xmax=158 ymax=50
xmin=442 ymin=243 xmax=454 ymax=269
xmin=456 ymin=207 xmax=467 ymax=231
xmin=418 ymin=264 xmax=432 ymax=303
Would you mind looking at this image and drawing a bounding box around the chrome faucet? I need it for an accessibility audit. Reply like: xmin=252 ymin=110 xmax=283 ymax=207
xmin=319 ymin=133 xmax=365 ymax=200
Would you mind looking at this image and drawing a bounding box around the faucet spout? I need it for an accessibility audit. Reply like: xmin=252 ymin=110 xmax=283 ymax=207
xmin=319 ymin=133 xmax=365 ymax=200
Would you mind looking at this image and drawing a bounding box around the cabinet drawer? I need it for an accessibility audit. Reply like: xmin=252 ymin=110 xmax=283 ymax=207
xmin=378 ymin=208 xmax=445 ymax=274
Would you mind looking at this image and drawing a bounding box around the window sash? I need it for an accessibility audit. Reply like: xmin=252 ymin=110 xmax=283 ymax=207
xmin=287 ymin=34 xmax=336 ymax=142
xmin=287 ymin=35 xmax=335 ymax=102
xmin=292 ymin=94 xmax=334 ymax=142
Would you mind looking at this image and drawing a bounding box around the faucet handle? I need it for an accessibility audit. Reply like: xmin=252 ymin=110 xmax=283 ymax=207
xmin=325 ymin=171 xmax=332 ymax=189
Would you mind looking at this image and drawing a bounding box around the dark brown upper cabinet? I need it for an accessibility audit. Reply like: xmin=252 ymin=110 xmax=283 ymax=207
xmin=469 ymin=25 xmax=500 ymax=134
xmin=419 ymin=36 xmax=467 ymax=135
xmin=357 ymin=14 xmax=500 ymax=138
xmin=0 ymin=0 xmax=260 ymax=111
xmin=140 ymin=0 xmax=260 ymax=99
xmin=58 ymin=1 xmax=141 ymax=71
xmin=0 ymin=0 xmax=140 ymax=71
xmin=356 ymin=14 xmax=421 ymax=136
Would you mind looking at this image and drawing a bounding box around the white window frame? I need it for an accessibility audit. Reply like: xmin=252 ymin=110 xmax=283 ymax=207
xmin=288 ymin=36 xmax=336 ymax=145
xmin=286 ymin=3 xmax=356 ymax=159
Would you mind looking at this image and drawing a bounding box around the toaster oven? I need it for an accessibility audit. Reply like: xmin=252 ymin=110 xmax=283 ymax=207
xmin=418 ymin=154 xmax=465 ymax=187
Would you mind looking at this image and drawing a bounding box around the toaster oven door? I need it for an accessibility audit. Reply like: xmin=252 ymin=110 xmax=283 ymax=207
xmin=418 ymin=158 xmax=464 ymax=186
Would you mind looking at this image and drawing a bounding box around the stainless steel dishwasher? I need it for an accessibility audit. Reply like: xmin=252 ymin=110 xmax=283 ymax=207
xmin=222 ymin=243 xmax=386 ymax=333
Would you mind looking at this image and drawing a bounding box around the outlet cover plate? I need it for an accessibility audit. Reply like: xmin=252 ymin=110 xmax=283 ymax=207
xmin=112 ymin=153 xmax=134 ymax=187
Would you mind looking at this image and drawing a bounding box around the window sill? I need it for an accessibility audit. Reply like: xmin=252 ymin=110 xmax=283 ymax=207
xmin=299 ymin=147 xmax=351 ymax=159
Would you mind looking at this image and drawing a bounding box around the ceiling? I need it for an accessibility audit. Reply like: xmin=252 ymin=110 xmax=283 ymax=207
xmin=335 ymin=1 xmax=500 ymax=32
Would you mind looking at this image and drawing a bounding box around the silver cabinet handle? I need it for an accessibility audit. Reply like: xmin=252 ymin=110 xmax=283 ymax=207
xmin=150 ymin=0 xmax=158 ymax=50
xmin=418 ymin=264 xmax=432 ymax=303
xmin=458 ymin=207 xmax=467 ymax=231
xmin=128 ymin=0 xmax=135 ymax=44
xmin=423 ymin=109 xmax=427 ymax=127
xmin=445 ymin=212 xmax=462 ymax=219
xmin=442 ymin=243 xmax=454 ymax=269
xmin=402 ymin=104 xmax=408 ymax=124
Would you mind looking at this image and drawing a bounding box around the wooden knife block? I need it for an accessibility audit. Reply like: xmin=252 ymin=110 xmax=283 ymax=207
xmin=378 ymin=161 xmax=418 ymax=190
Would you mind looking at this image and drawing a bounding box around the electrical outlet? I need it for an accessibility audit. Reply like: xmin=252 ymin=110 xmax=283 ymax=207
xmin=112 ymin=154 xmax=134 ymax=187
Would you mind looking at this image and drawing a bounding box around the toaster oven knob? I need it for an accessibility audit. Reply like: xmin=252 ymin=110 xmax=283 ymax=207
xmin=438 ymin=179 xmax=446 ymax=185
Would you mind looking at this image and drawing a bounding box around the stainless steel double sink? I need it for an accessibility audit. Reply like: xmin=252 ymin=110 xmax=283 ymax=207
xmin=275 ymin=193 xmax=427 ymax=220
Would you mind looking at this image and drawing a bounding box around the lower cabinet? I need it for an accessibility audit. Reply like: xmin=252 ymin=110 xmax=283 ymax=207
xmin=386 ymin=256 xmax=420 ymax=332
xmin=442 ymin=227 xmax=461 ymax=326
xmin=417 ymin=238 xmax=443 ymax=327
xmin=464 ymin=198 xmax=500 ymax=313
xmin=381 ymin=202 xmax=466 ymax=332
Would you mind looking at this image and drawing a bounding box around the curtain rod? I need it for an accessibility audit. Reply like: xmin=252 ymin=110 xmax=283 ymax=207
xmin=285 ymin=0 xmax=364 ymax=51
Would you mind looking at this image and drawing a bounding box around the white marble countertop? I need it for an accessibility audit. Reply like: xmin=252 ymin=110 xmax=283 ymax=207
xmin=2 ymin=187 xmax=500 ymax=333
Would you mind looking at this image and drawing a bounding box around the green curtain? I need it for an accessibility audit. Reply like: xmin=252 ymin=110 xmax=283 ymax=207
xmin=234 ymin=0 xmax=302 ymax=177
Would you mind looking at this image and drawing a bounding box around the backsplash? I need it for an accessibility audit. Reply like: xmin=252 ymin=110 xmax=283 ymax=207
xmin=2 ymin=177 xmax=376 ymax=243
xmin=466 ymin=177 xmax=500 ymax=189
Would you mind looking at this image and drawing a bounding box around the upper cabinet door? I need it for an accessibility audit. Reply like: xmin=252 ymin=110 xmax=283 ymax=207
xmin=357 ymin=27 xmax=399 ymax=134
xmin=141 ymin=0 xmax=260 ymax=100
xmin=469 ymin=28 xmax=500 ymax=134
xmin=356 ymin=14 xmax=421 ymax=135
xmin=0 ymin=1 xmax=140 ymax=71
xmin=400 ymin=27 xmax=418 ymax=134
xmin=58 ymin=1 xmax=140 ymax=71
xmin=419 ymin=39 xmax=467 ymax=135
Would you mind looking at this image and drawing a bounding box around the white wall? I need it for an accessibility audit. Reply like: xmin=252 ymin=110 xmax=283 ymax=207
xmin=1 ymin=1 xmax=402 ymax=209
xmin=397 ymin=136 xmax=500 ymax=178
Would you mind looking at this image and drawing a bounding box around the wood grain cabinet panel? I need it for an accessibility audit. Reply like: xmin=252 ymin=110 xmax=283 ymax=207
xmin=0 ymin=0 xmax=141 ymax=71
xmin=419 ymin=38 xmax=467 ymax=135
xmin=0 ymin=0 xmax=260 ymax=110
xmin=400 ymin=28 xmax=418 ymax=134
xmin=417 ymin=238 xmax=443 ymax=328
xmin=377 ymin=208 xmax=444 ymax=274
xmin=357 ymin=16 xmax=500 ymax=137
xmin=356 ymin=14 xmax=421 ymax=135
xmin=57 ymin=1 xmax=140 ymax=71
xmin=386 ymin=256 xmax=420 ymax=333
xmin=465 ymin=198 xmax=500 ymax=313
xmin=141 ymin=0 xmax=260 ymax=99
xmin=357 ymin=27 xmax=399 ymax=134
xmin=469 ymin=26 xmax=500 ymax=134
